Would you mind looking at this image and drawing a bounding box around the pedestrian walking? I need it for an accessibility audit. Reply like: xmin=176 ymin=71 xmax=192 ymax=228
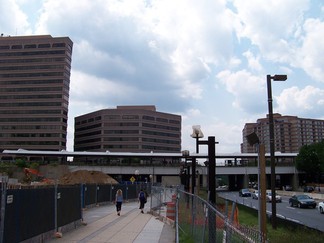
xmin=138 ymin=189 xmax=147 ymax=213
xmin=115 ymin=189 xmax=123 ymax=216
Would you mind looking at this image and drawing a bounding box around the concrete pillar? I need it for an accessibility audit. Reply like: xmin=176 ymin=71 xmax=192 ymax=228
xmin=292 ymin=173 xmax=299 ymax=190
xmin=243 ymin=174 xmax=249 ymax=188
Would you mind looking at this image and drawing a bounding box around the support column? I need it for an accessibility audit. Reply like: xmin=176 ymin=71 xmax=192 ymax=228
xmin=243 ymin=174 xmax=249 ymax=188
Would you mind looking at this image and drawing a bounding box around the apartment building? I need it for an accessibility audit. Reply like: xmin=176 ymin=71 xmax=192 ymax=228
xmin=74 ymin=106 xmax=181 ymax=153
xmin=242 ymin=113 xmax=324 ymax=153
xmin=0 ymin=35 xmax=73 ymax=151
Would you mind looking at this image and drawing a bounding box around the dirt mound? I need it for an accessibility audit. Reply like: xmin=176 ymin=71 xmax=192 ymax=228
xmin=58 ymin=170 xmax=118 ymax=185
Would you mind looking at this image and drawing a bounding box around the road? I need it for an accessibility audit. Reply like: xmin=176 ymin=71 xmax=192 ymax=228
xmin=218 ymin=191 xmax=324 ymax=232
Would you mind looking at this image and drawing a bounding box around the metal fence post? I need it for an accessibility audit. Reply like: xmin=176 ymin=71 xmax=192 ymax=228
xmin=54 ymin=182 xmax=58 ymax=232
xmin=95 ymin=183 xmax=98 ymax=205
xmin=110 ymin=184 xmax=113 ymax=202
xmin=175 ymin=188 xmax=179 ymax=243
xmin=0 ymin=176 xmax=8 ymax=243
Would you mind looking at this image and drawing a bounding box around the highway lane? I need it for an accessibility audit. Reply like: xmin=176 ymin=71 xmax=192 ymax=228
xmin=218 ymin=191 xmax=324 ymax=232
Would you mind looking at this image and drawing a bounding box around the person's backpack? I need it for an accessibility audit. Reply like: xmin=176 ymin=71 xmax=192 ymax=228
xmin=140 ymin=191 xmax=146 ymax=203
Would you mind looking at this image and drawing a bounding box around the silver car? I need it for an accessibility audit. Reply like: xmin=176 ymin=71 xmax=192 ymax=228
xmin=266 ymin=191 xmax=282 ymax=203
xmin=318 ymin=201 xmax=324 ymax=214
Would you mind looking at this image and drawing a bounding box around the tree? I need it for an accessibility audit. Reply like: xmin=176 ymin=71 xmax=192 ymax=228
xmin=296 ymin=141 xmax=324 ymax=183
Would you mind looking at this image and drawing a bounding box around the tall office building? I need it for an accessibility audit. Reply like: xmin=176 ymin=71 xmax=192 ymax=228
xmin=0 ymin=35 xmax=73 ymax=151
xmin=74 ymin=105 xmax=181 ymax=153
xmin=241 ymin=113 xmax=324 ymax=153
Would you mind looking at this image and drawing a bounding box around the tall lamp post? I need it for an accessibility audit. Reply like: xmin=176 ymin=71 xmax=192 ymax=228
xmin=191 ymin=125 xmax=204 ymax=194
xmin=198 ymin=136 xmax=218 ymax=243
xmin=267 ymin=74 xmax=287 ymax=229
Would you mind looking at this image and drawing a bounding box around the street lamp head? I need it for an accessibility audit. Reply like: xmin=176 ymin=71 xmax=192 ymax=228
xmin=191 ymin=125 xmax=204 ymax=139
xmin=272 ymin=74 xmax=287 ymax=81
xmin=246 ymin=132 xmax=260 ymax=146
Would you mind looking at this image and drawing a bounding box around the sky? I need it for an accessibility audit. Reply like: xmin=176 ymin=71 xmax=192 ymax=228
xmin=1 ymin=0 xmax=324 ymax=155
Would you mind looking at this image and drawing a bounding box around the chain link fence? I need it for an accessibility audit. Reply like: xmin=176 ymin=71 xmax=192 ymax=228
xmin=150 ymin=186 xmax=266 ymax=243
xmin=149 ymin=185 xmax=177 ymax=218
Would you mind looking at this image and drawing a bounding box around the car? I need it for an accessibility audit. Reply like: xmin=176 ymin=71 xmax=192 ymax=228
xmin=303 ymin=186 xmax=315 ymax=192
xmin=252 ymin=190 xmax=260 ymax=199
xmin=318 ymin=202 xmax=324 ymax=214
xmin=239 ymin=188 xmax=251 ymax=197
xmin=265 ymin=191 xmax=282 ymax=203
xmin=289 ymin=194 xmax=316 ymax=208
xmin=284 ymin=185 xmax=292 ymax=191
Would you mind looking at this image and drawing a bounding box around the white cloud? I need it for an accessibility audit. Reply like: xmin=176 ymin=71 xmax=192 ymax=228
xmin=217 ymin=70 xmax=266 ymax=113
xmin=70 ymin=70 xmax=136 ymax=106
xmin=233 ymin=0 xmax=309 ymax=63
xmin=297 ymin=18 xmax=324 ymax=82
xmin=277 ymin=85 xmax=324 ymax=117
xmin=2 ymin=0 xmax=324 ymax=153
xmin=243 ymin=51 xmax=263 ymax=72
xmin=0 ymin=0 xmax=31 ymax=35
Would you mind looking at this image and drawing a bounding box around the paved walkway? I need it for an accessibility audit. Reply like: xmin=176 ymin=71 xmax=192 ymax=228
xmin=47 ymin=200 xmax=175 ymax=243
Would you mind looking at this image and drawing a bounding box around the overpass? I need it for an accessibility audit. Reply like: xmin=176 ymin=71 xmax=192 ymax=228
xmin=1 ymin=149 xmax=299 ymax=190
xmin=67 ymin=164 xmax=299 ymax=191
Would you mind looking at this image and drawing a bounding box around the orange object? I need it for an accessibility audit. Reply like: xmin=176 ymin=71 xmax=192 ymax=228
xmin=166 ymin=202 xmax=176 ymax=220
xmin=24 ymin=168 xmax=42 ymax=176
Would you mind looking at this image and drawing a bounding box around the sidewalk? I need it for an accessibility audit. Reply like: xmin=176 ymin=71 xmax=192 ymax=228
xmin=47 ymin=200 xmax=175 ymax=243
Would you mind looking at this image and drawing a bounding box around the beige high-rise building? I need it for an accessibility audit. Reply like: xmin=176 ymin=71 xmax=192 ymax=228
xmin=241 ymin=113 xmax=324 ymax=153
xmin=74 ymin=106 xmax=181 ymax=153
xmin=0 ymin=35 xmax=73 ymax=151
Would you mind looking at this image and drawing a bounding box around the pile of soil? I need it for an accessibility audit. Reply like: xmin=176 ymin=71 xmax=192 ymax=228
xmin=58 ymin=170 xmax=118 ymax=185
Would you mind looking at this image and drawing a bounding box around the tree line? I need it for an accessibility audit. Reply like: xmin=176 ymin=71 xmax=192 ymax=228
xmin=296 ymin=140 xmax=324 ymax=184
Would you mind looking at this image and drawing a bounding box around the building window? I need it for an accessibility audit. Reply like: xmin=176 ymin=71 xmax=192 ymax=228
xmin=38 ymin=43 xmax=51 ymax=48
xmin=143 ymin=115 xmax=155 ymax=121
xmin=12 ymin=45 xmax=22 ymax=49
xmin=24 ymin=44 xmax=37 ymax=49
xmin=169 ymin=119 xmax=180 ymax=124
xmin=122 ymin=115 xmax=139 ymax=120
xmin=0 ymin=45 xmax=10 ymax=49
xmin=156 ymin=118 xmax=168 ymax=123
xmin=104 ymin=115 xmax=121 ymax=120
xmin=52 ymin=43 xmax=66 ymax=48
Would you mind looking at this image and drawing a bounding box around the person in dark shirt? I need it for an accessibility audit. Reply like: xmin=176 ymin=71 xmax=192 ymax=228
xmin=138 ymin=189 xmax=147 ymax=213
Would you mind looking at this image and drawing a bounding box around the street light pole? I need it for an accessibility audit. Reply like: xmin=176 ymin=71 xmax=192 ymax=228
xmin=198 ymin=136 xmax=218 ymax=243
xmin=191 ymin=125 xmax=204 ymax=194
xmin=267 ymin=74 xmax=287 ymax=229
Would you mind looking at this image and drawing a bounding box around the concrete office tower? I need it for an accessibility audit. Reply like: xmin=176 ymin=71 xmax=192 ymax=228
xmin=74 ymin=105 xmax=181 ymax=153
xmin=0 ymin=35 xmax=73 ymax=151
xmin=241 ymin=113 xmax=324 ymax=153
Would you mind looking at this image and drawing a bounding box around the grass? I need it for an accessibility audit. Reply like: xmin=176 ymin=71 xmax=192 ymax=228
xmin=237 ymin=204 xmax=324 ymax=243
xmin=179 ymin=190 xmax=324 ymax=242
